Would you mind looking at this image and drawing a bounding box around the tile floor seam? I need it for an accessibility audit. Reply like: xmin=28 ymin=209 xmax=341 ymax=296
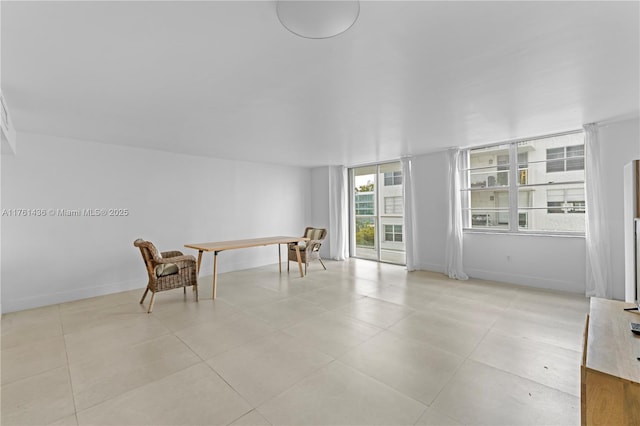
xmin=0 ymin=353 xmax=75 ymax=386
xmin=333 ymin=356 xmax=444 ymax=411
xmin=423 ymin=359 xmax=478 ymax=426
xmin=72 ymin=359 xmax=208 ymax=419
xmin=239 ymin=302 xmax=330 ymax=330
xmin=422 ymin=316 xmax=499 ymax=415
xmin=252 ymin=358 xmax=343 ymax=413
xmin=333 ymin=359 xmax=429 ymax=421
xmin=337 ymin=329 xmax=470 ymax=405
xmin=251 ymin=407 xmax=274 ymax=426
xmin=0 ymin=339 xmax=65 ymax=387
xmin=468 ymin=346 xmax=581 ymax=398
xmin=1 ymin=259 xmax=589 ymax=426
xmin=384 ymin=309 xmax=418 ymax=330
xmin=59 ymin=298 xmax=139 ymax=318
xmin=241 ymin=358 xmax=340 ymax=413
xmin=412 ymin=405 xmax=432 ymax=426
xmin=488 ymin=326 xmax=584 ymax=354
xmin=60 ymin=303 xmax=80 ymax=424
xmin=461 ymin=357 xmax=583 ymax=402
xmin=380 ymin=327 xmax=469 ymax=360
xmin=471 ymin=308 xmax=582 ymax=399
xmin=224 ymin=408 xmax=270 ymax=426
xmin=173 ymin=330 xmax=222 ymax=363
xmin=200 ymin=358 xmax=258 ymax=412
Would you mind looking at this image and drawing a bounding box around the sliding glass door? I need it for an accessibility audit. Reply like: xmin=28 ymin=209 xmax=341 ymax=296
xmin=350 ymin=162 xmax=405 ymax=265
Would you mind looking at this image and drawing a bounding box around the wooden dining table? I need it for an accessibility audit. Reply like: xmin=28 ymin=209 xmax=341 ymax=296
xmin=184 ymin=236 xmax=309 ymax=299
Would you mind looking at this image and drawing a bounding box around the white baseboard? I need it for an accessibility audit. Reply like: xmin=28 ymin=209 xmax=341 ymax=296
xmin=414 ymin=262 xmax=445 ymax=274
xmin=2 ymin=278 xmax=143 ymax=313
xmin=408 ymin=261 xmax=584 ymax=294
xmin=2 ymin=257 xmax=288 ymax=313
xmin=463 ymin=267 xmax=585 ymax=294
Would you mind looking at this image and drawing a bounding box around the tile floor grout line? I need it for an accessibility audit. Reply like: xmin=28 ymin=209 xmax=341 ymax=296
xmin=200 ymin=357 xmax=257 ymax=411
xmin=1 ymin=258 xmax=589 ymax=426
xmin=250 ymin=358 xmax=340 ymax=414
xmin=56 ymin=303 xmax=80 ymax=425
xmin=422 ymin=301 xmax=516 ymax=422
xmin=72 ymin=357 xmax=205 ymax=418
xmin=223 ymin=408 xmax=273 ymax=426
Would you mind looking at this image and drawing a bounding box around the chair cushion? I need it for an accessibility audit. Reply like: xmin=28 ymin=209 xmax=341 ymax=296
xmin=305 ymin=228 xmax=324 ymax=241
xmin=155 ymin=263 xmax=179 ymax=277
xmin=148 ymin=244 xmax=162 ymax=261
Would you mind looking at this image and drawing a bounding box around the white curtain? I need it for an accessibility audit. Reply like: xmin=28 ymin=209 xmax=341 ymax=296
xmin=445 ymin=149 xmax=468 ymax=280
xmin=328 ymin=165 xmax=349 ymax=260
xmin=584 ymin=123 xmax=612 ymax=298
xmin=401 ymin=157 xmax=417 ymax=271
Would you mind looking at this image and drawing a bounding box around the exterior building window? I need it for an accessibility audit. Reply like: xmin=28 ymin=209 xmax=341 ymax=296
xmin=384 ymin=224 xmax=402 ymax=242
xmin=384 ymin=171 xmax=402 ymax=186
xmin=547 ymin=189 xmax=585 ymax=214
xmin=384 ymin=196 xmax=403 ymax=214
xmin=355 ymin=193 xmax=374 ymax=216
xmin=546 ymin=144 xmax=585 ymax=173
xmin=462 ymin=131 xmax=585 ymax=233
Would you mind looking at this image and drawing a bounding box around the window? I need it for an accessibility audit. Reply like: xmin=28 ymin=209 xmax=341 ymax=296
xmin=384 ymin=224 xmax=403 ymax=242
xmin=351 ymin=162 xmax=406 ymax=265
xmin=384 ymin=171 xmax=402 ymax=186
xmin=546 ymin=145 xmax=584 ymax=173
xmin=462 ymin=131 xmax=585 ymax=233
xmin=355 ymin=193 xmax=374 ymax=216
xmin=384 ymin=196 xmax=403 ymax=214
xmin=547 ymin=188 xmax=585 ymax=214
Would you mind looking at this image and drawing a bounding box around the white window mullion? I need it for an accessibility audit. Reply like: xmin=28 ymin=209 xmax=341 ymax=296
xmin=375 ymin=165 xmax=381 ymax=262
xmin=460 ymin=150 xmax=470 ymax=228
xmin=508 ymin=143 xmax=519 ymax=231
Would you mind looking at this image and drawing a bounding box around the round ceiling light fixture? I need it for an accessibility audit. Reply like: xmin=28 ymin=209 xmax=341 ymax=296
xmin=276 ymin=1 xmax=360 ymax=39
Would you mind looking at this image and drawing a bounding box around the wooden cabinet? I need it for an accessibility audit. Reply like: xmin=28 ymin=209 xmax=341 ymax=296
xmin=581 ymin=298 xmax=640 ymax=425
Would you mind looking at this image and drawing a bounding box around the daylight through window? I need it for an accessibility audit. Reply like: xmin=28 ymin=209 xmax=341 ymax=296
xmin=461 ymin=131 xmax=585 ymax=233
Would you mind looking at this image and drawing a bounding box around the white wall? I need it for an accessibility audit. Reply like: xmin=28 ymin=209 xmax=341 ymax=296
xmin=463 ymin=233 xmax=585 ymax=293
xmin=305 ymin=119 xmax=640 ymax=298
xmin=309 ymin=166 xmax=331 ymax=258
xmin=414 ymin=147 xmax=588 ymax=293
xmin=409 ymin=117 xmax=640 ymax=297
xmin=1 ymin=145 xmax=3 ymax=314
xmin=597 ymin=117 xmax=640 ymax=299
xmin=411 ymin=151 xmax=449 ymax=272
xmin=1 ymin=132 xmax=311 ymax=312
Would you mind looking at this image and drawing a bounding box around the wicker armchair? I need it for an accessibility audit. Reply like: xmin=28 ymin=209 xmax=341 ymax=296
xmin=288 ymin=227 xmax=327 ymax=274
xmin=134 ymin=238 xmax=198 ymax=313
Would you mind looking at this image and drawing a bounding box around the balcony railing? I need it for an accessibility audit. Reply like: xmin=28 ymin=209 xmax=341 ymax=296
xmin=468 ymin=168 xmax=528 ymax=188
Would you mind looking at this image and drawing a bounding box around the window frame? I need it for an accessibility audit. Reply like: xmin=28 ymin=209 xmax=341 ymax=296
xmin=546 ymin=144 xmax=585 ymax=173
xmin=383 ymin=171 xmax=402 ymax=186
xmin=546 ymin=188 xmax=585 ymax=214
xmin=384 ymin=196 xmax=403 ymax=215
xmin=461 ymin=130 xmax=586 ymax=237
xmin=383 ymin=224 xmax=403 ymax=242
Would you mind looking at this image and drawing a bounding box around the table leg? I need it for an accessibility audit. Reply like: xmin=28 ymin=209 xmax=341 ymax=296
xmin=212 ymin=251 xmax=219 ymax=299
xmin=295 ymin=245 xmax=304 ymax=277
xmin=196 ymin=250 xmax=203 ymax=275
xmin=278 ymin=244 xmax=282 ymax=273
xmin=195 ymin=250 xmax=203 ymax=292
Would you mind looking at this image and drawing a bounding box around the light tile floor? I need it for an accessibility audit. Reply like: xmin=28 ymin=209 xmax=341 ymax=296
xmin=1 ymin=259 xmax=589 ymax=425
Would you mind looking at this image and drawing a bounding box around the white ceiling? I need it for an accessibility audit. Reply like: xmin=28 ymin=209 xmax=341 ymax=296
xmin=2 ymin=1 xmax=639 ymax=168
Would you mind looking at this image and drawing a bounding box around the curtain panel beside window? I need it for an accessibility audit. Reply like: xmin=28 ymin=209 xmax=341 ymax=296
xmin=584 ymin=123 xmax=613 ymax=298
xmin=328 ymin=165 xmax=349 ymax=260
xmin=445 ymin=149 xmax=469 ymax=280
xmin=401 ymin=157 xmax=417 ymax=271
